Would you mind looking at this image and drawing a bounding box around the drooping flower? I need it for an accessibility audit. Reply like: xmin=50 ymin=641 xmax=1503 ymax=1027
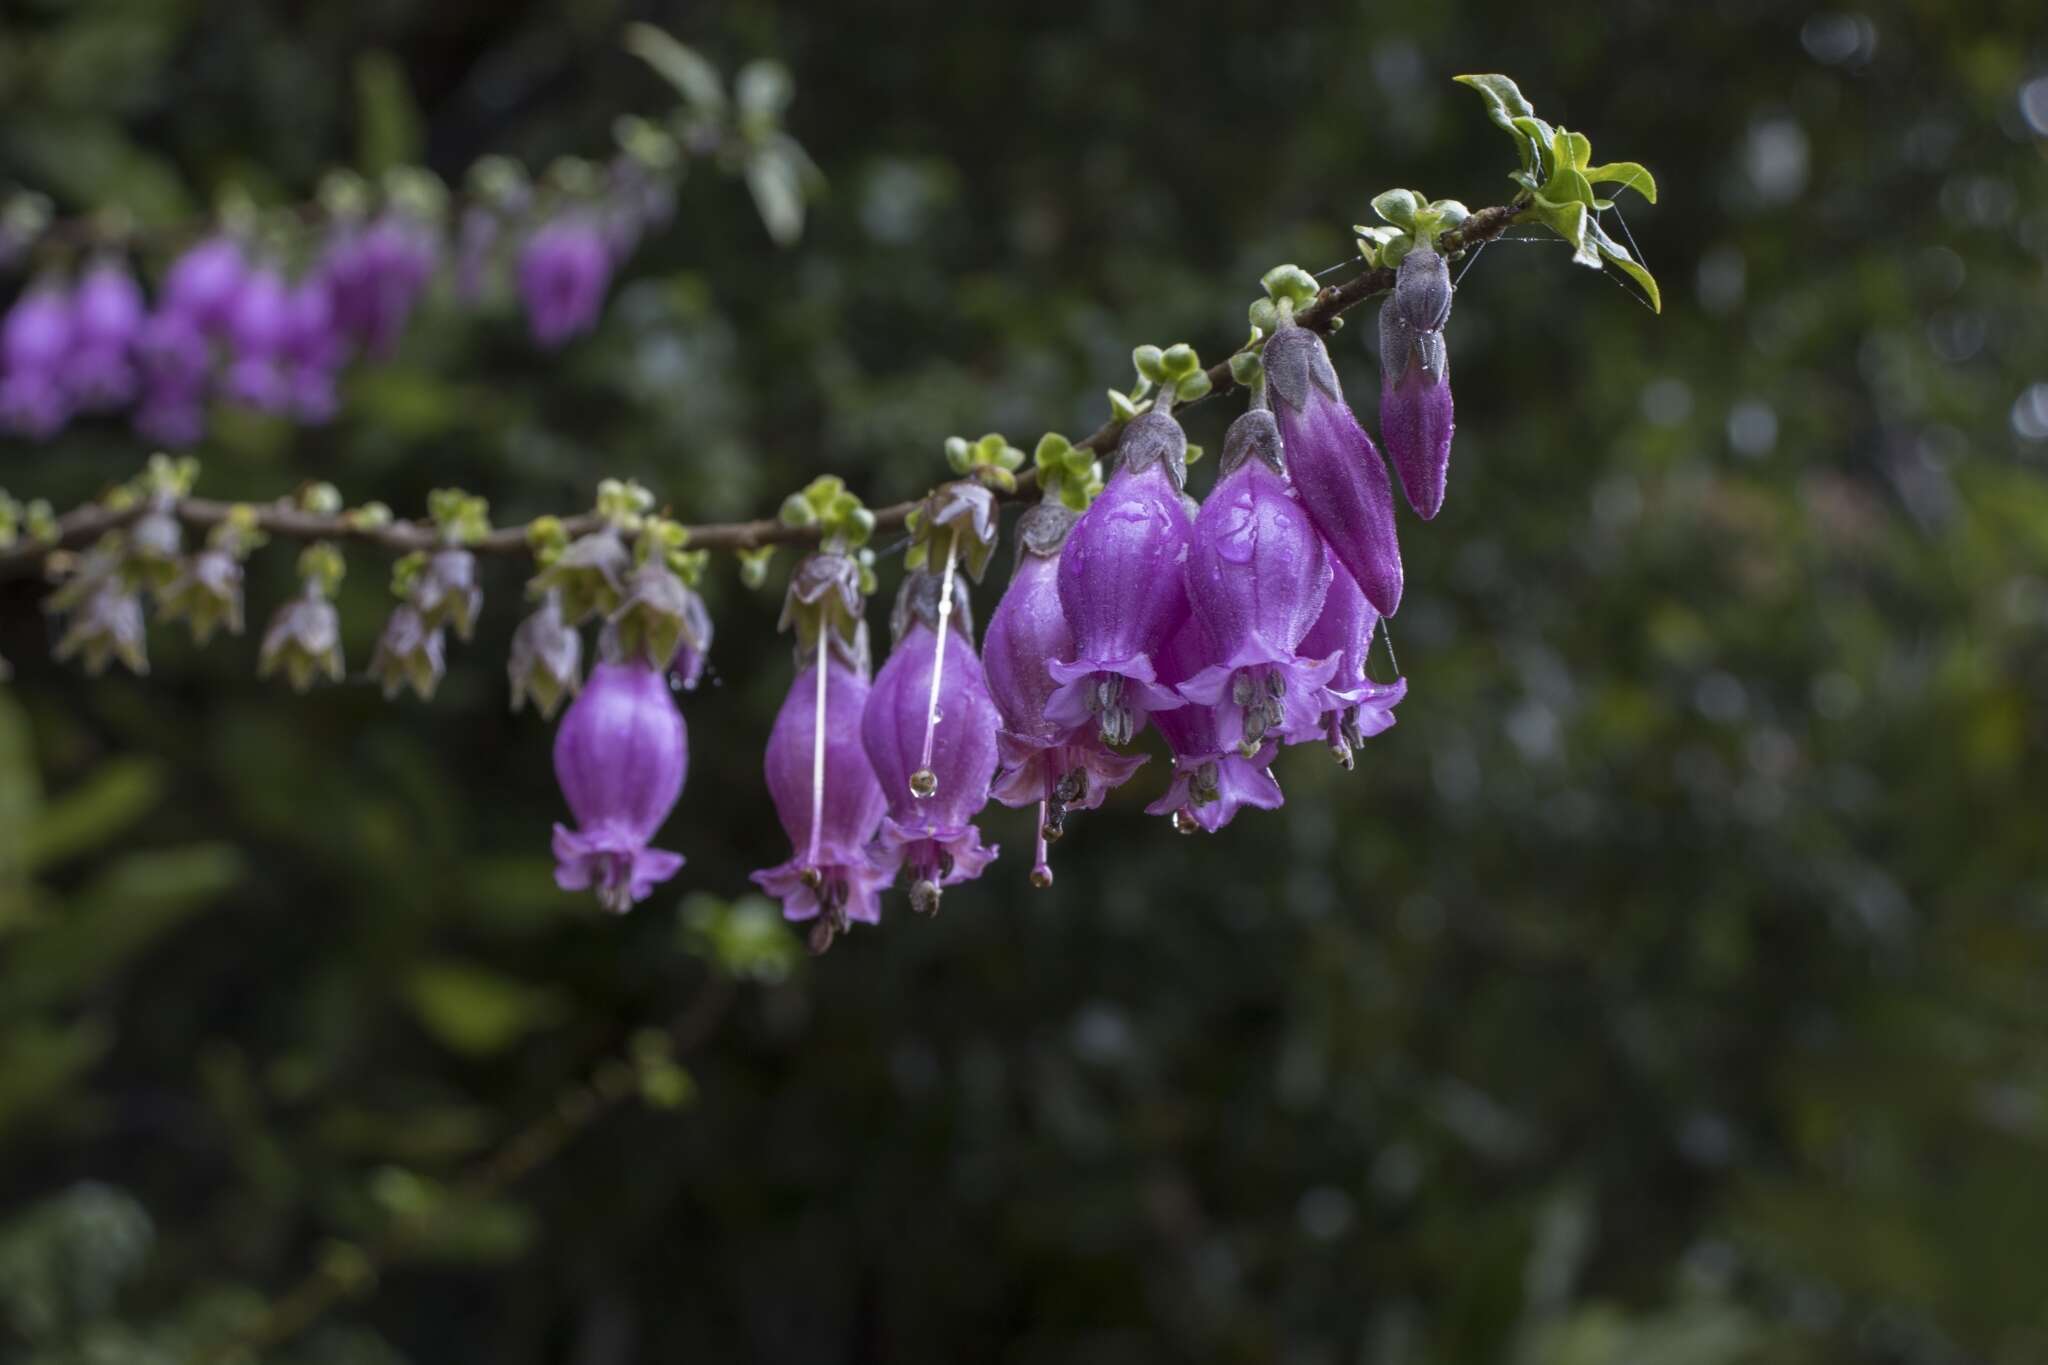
xmin=67 ymin=258 xmax=145 ymax=410
xmin=1177 ymin=408 xmax=1336 ymax=755
xmin=551 ymin=655 xmax=688 ymax=913
xmin=1379 ymin=244 xmax=1457 ymax=519
xmin=1 ymin=282 xmax=75 ymax=438
xmin=983 ymin=500 xmax=1146 ymax=885
xmin=258 ymin=589 xmax=344 ymax=692
xmin=508 ymin=591 xmax=583 ymax=718
xmin=1297 ymin=559 xmax=1408 ymax=767
xmin=368 ymin=603 xmax=446 ymax=701
xmin=161 ymin=235 xmax=247 ymax=334
xmin=1263 ymin=321 xmax=1404 ymax=618
xmin=281 ymin=275 xmax=346 ymax=422
xmin=133 ymin=308 xmax=211 ymax=447
xmin=53 ymin=581 xmax=149 ymax=677
xmin=412 ymin=547 xmax=483 ymax=640
xmin=530 ymin=525 xmax=631 ymax=624
xmin=1147 ymin=616 xmax=1284 ymax=833
xmin=224 ymin=263 xmax=293 ymax=411
xmin=322 ymin=213 xmax=438 ymax=358
xmin=752 ymin=625 xmax=891 ymax=950
xmin=1045 ymin=410 xmax=1193 ymax=747
xmin=157 ymin=546 xmax=246 ymax=644
xmin=862 ymin=569 xmax=1001 ymax=914
xmin=518 ymin=215 xmax=614 ymax=348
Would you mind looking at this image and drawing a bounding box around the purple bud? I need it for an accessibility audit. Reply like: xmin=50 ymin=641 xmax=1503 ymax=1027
xmin=1146 ymin=617 xmax=1284 ymax=833
xmin=162 ymin=236 xmax=247 ymax=333
xmin=1263 ymin=323 xmax=1404 ymax=618
xmin=67 ymin=259 xmax=145 ymax=409
xmin=984 ymin=503 xmax=1147 ymax=871
xmin=1045 ymin=411 xmax=1193 ymax=747
xmin=862 ymin=571 xmax=1001 ymax=912
xmin=551 ymin=659 xmax=687 ymax=913
xmin=518 ymin=215 xmax=614 ymax=349
xmin=1298 ymin=560 xmax=1408 ymax=766
xmin=1 ymin=284 xmax=75 ymax=438
xmin=1176 ymin=409 xmax=1337 ymax=755
xmin=1379 ymin=246 xmax=1456 ymax=519
xmin=508 ymin=592 xmax=584 ymax=718
xmin=752 ymin=645 xmax=891 ymax=944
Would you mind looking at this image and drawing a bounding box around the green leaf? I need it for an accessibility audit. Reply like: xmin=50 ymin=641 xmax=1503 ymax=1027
xmin=20 ymin=758 xmax=165 ymax=873
xmin=735 ymin=60 xmax=793 ymax=125
xmin=1566 ymin=130 xmax=1593 ymax=170
xmin=404 ymin=962 xmax=566 ymax=1057
xmin=1584 ymin=217 xmax=1664 ymax=312
xmin=1453 ymin=73 xmax=1536 ymax=127
xmin=1372 ymin=188 xmax=1419 ymax=229
xmin=1585 ymin=161 xmax=1658 ymax=204
xmin=744 ymin=146 xmax=806 ymax=246
xmin=1176 ymin=369 xmax=1212 ymax=403
xmin=353 ymin=51 xmax=424 ymax=178
xmin=624 ymin=24 xmax=726 ymax=115
xmin=1131 ymin=345 xmax=1166 ymax=382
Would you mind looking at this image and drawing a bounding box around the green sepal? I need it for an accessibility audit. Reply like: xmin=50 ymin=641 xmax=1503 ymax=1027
xmin=738 ymin=546 xmax=776 ymax=589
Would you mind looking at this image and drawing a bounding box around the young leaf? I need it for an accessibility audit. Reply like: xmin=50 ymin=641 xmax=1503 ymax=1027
xmin=625 ymin=25 xmax=727 ymax=115
xmin=1585 ymin=161 xmax=1658 ymax=204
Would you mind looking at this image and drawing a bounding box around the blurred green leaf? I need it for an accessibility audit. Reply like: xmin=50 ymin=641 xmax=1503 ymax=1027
xmin=20 ymin=757 xmax=165 ymax=874
xmin=403 ymin=962 xmax=566 ymax=1056
xmin=353 ymin=51 xmax=424 ymax=178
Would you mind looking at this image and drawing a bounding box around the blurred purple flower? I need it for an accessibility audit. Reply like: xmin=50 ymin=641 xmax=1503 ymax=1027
xmin=551 ymin=658 xmax=688 ymax=913
xmin=67 ymin=259 xmax=145 ymax=410
xmin=323 ymin=214 xmax=438 ymax=358
xmin=224 ymin=264 xmax=294 ymax=411
xmin=133 ymin=309 xmax=212 ymax=446
xmin=161 ymin=235 xmax=246 ymax=334
xmin=1 ymin=282 xmax=75 ymax=438
xmin=518 ymin=215 xmax=613 ymax=348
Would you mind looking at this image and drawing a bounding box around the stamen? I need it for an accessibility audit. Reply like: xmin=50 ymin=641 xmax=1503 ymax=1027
xmin=806 ymin=625 xmax=828 ymax=871
xmin=912 ymin=529 xmax=960 ymax=799
xmin=1032 ymin=801 xmax=1053 ymax=888
xmin=807 ymin=917 xmax=837 ymax=955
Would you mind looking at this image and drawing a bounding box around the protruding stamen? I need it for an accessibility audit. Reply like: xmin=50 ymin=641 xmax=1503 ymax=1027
xmin=1033 ymin=802 xmax=1053 ymax=888
xmin=914 ymin=529 xmax=960 ymax=798
xmin=1328 ymin=714 xmax=1354 ymax=770
xmin=1030 ymin=864 xmax=1054 ymax=889
xmin=1264 ymin=669 xmax=1286 ymax=698
xmin=806 ymin=624 xmax=829 ymax=869
xmin=807 ymin=917 xmax=837 ymax=955
xmin=909 ymin=879 xmax=943 ymax=915
xmin=1056 ymin=767 xmax=1087 ymax=807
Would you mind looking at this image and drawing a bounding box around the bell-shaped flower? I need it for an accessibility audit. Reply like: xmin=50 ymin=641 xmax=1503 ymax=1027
xmin=1297 ymin=560 xmax=1408 ymax=767
xmin=508 ymin=591 xmax=583 ymax=718
xmin=518 ymin=215 xmax=614 ymax=348
xmin=53 ymin=582 xmax=149 ymax=677
xmin=984 ymin=500 xmax=1146 ymax=884
xmin=1146 ymin=617 xmax=1283 ymax=833
xmin=67 ymin=259 xmax=144 ymax=410
xmin=1379 ymin=245 xmax=1456 ymax=519
xmin=1263 ymin=321 xmax=1404 ymax=618
xmin=322 ymin=213 xmax=438 ymax=357
xmin=752 ymin=626 xmax=891 ymax=951
xmin=157 ymin=547 xmax=245 ymax=645
xmin=224 ymin=263 xmax=293 ymax=411
xmin=1046 ymin=411 xmax=1192 ymax=747
xmin=551 ymin=655 xmax=687 ymax=912
xmin=530 ymin=525 xmax=630 ymax=624
xmin=1 ymin=282 xmax=75 ymax=438
xmin=258 ymin=588 xmax=344 ymax=692
xmin=413 ymin=547 xmax=483 ymax=640
xmin=862 ymin=570 xmax=1000 ymax=914
xmin=1177 ymin=408 xmax=1336 ymax=755
xmin=608 ymin=563 xmax=704 ymax=670
xmin=133 ymin=308 xmax=211 ymax=447
xmin=369 ymin=603 xmax=447 ymax=701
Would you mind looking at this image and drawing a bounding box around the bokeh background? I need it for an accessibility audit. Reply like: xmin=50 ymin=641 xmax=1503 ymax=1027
xmin=4 ymin=1 xmax=2048 ymax=1361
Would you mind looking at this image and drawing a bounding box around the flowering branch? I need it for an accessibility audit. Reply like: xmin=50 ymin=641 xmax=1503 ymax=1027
xmin=0 ymin=202 xmax=1520 ymax=584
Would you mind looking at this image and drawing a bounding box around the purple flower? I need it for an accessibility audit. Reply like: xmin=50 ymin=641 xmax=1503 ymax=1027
xmin=1379 ymin=246 xmax=1456 ymax=519
xmin=1045 ymin=411 xmax=1193 ymax=747
xmin=517 ymin=215 xmax=613 ymax=348
xmin=1176 ymin=408 xmax=1337 ymax=755
xmin=133 ymin=309 xmax=211 ymax=446
xmin=322 ymin=214 xmax=438 ymax=358
xmin=983 ymin=501 xmax=1146 ymax=883
xmin=161 ymin=236 xmax=247 ymax=333
xmin=1 ymin=283 xmax=75 ymax=438
xmin=67 ymin=259 xmax=145 ymax=410
xmin=752 ymin=638 xmax=891 ymax=949
xmin=1146 ymin=616 xmax=1284 ymax=833
xmin=862 ymin=570 xmax=1001 ymax=914
xmin=455 ymin=206 xmax=501 ymax=304
xmin=1263 ymin=322 xmax=1404 ymax=618
xmin=224 ymin=264 xmax=293 ymax=411
xmin=282 ymin=277 xmax=346 ymax=422
xmin=551 ymin=659 xmax=687 ymax=913
xmin=1298 ymin=560 xmax=1408 ymax=766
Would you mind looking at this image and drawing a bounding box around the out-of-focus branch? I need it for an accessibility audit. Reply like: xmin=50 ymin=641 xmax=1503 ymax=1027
xmin=0 ymin=202 xmax=1520 ymax=583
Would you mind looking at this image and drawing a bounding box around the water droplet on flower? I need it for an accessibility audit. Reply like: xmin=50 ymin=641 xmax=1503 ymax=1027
xmin=1030 ymin=864 xmax=1054 ymax=889
xmin=909 ymin=768 xmax=938 ymax=798
xmin=909 ymin=879 xmax=943 ymax=915
xmin=1171 ymin=809 xmax=1199 ymax=835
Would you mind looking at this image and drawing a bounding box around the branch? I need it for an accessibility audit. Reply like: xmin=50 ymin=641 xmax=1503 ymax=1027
xmin=0 ymin=202 xmax=1519 ymax=584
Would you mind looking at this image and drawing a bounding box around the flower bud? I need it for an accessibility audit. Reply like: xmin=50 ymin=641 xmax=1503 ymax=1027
xmin=53 ymin=581 xmax=148 ymax=677
xmin=1379 ymin=245 xmax=1456 ymax=520
xmin=509 ymin=592 xmax=584 ymax=718
xmin=157 ymin=548 xmax=245 ymax=644
xmin=259 ymin=589 xmax=345 ymax=692
xmin=369 ymin=603 xmax=447 ymax=701
xmin=414 ymin=547 xmax=483 ymax=640
xmin=1262 ymin=323 xmax=1404 ymax=617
